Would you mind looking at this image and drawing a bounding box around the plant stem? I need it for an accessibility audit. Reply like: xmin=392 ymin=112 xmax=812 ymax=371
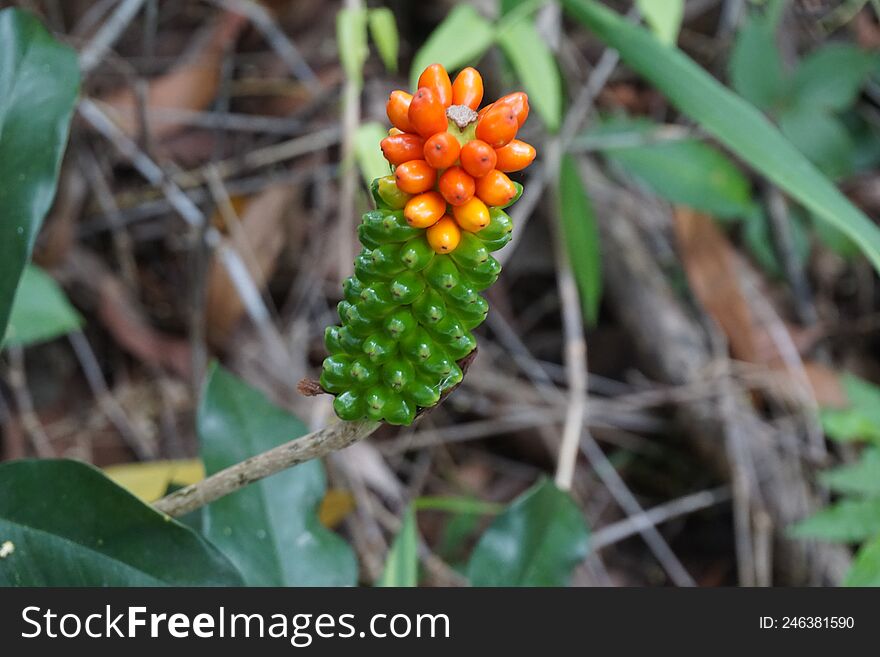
xmin=153 ymin=420 xmax=380 ymax=517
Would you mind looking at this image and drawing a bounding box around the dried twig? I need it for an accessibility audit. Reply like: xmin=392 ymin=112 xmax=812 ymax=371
xmin=153 ymin=420 xmax=379 ymax=516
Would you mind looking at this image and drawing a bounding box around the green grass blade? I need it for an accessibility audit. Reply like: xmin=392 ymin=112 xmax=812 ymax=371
xmin=560 ymin=0 xmax=880 ymax=274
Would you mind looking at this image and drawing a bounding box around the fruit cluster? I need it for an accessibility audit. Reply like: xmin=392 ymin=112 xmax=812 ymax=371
xmin=320 ymin=64 xmax=535 ymax=425
xmin=382 ymin=64 xmax=535 ymax=253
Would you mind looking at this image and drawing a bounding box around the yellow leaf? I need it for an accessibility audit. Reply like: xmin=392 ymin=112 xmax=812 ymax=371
xmin=104 ymin=459 xmax=205 ymax=502
xmin=318 ymin=489 xmax=356 ymax=528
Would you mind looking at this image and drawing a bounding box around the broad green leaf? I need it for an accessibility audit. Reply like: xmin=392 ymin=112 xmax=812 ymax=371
xmin=410 ymin=4 xmax=494 ymax=90
xmin=4 ymin=264 xmax=82 ymax=347
xmin=0 ymin=9 xmax=79 ymax=344
xmin=377 ymin=506 xmax=418 ymax=587
xmin=791 ymin=44 xmax=877 ymax=112
xmin=336 ymin=7 xmax=369 ymax=88
xmin=845 ymin=535 xmax=880 ymax=586
xmin=558 ymin=154 xmax=602 ymax=324
xmin=636 ymin=0 xmax=684 ymax=46
xmin=356 ymin=121 xmax=392 ymax=186
xmin=589 ymin=117 xmax=754 ymax=219
xmin=779 ymin=106 xmax=854 ymax=179
xmin=820 ymin=449 xmax=880 ymax=497
xmin=467 ymin=478 xmax=589 ymax=586
xmin=0 ymin=459 xmax=243 ymax=586
xmin=560 ymin=0 xmax=880 ymax=275
xmin=729 ymin=13 xmax=786 ymax=111
xmin=791 ymin=497 xmax=880 ymax=543
xmin=198 ymin=364 xmax=357 ymax=587
xmin=368 ymin=7 xmax=399 ymax=73
xmin=497 ymin=17 xmax=562 ymax=131
xmin=104 ymin=459 xmax=205 ymax=502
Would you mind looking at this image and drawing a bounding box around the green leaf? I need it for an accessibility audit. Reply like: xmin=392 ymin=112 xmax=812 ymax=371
xmin=466 ymin=478 xmax=589 ymax=586
xmin=414 ymin=496 xmax=504 ymax=515
xmin=4 ymin=264 xmax=81 ymax=347
xmin=368 ymin=8 xmax=399 ymax=73
xmin=589 ymin=117 xmax=754 ymax=219
xmin=742 ymin=207 xmax=810 ymax=278
xmin=728 ymin=13 xmax=786 ymax=111
xmin=791 ymin=44 xmax=877 ymax=112
xmin=845 ymin=535 xmax=880 ymax=586
xmin=336 ymin=7 xmax=369 ymax=88
xmin=356 ymin=121 xmax=392 ymax=186
xmin=821 ymin=449 xmax=880 ymax=497
xmin=0 ymin=9 xmax=79 ymax=345
xmin=410 ymin=4 xmax=494 ymax=90
xmin=779 ymin=106 xmax=854 ymax=179
xmin=819 ymin=374 xmax=880 ymax=444
xmin=558 ymin=154 xmax=602 ymax=324
xmin=560 ymin=0 xmax=880 ymax=275
xmin=811 ymin=210 xmax=859 ymax=260
xmin=377 ymin=506 xmax=418 ymax=587
xmin=198 ymin=364 xmax=358 ymax=586
xmin=496 ymin=17 xmax=562 ymax=131
xmin=0 ymin=459 xmax=243 ymax=586
xmin=636 ymin=0 xmax=684 ymax=46
xmin=791 ymin=497 xmax=880 ymax=543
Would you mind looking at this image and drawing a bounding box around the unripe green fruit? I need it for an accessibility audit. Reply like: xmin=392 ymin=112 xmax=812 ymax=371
xmin=322 ymin=181 xmax=508 ymax=425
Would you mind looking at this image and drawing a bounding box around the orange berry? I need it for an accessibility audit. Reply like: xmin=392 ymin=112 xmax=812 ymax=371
xmin=475 ymin=105 xmax=518 ymax=147
xmin=427 ymin=216 xmax=461 ymax=253
xmin=494 ymin=139 xmax=536 ymax=173
xmin=438 ymin=166 xmax=475 ymax=207
xmin=417 ymin=63 xmax=453 ymax=108
xmin=459 ymin=139 xmax=497 ymax=178
xmin=395 ymin=160 xmax=437 ymax=194
xmin=475 ymin=169 xmax=517 ymax=207
xmin=380 ymin=133 xmax=426 ymax=166
xmin=423 ymin=131 xmax=461 ymax=169
xmin=408 ymin=87 xmax=448 ymax=138
xmin=404 ymin=191 xmax=446 ymax=228
xmin=452 ymin=197 xmax=490 ymax=232
xmin=452 ymin=67 xmax=483 ymax=110
xmin=495 ymin=92 xmax=530 ymax=127
xmin=387 ymin=91 xmax=414 ymax=133
xmin=477 ymin=102 xmax=493 ymax=120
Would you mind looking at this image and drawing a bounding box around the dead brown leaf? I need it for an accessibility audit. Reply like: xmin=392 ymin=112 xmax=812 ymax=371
xmin=99 ymin=11 xmax=247 ymax=141
xmin=673 ymin=208 xmax=760 ymax=362
xmin=205 ymin=182 xmax=295 ymax=346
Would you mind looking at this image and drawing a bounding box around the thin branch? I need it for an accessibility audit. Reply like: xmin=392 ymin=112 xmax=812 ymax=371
xmin=79 ymin=0 xmax=147 ymax=73
xmin=153 ymin=420 xmax=380 ymax=517
xmin=590 ymin=487 xmax=731 ymax=550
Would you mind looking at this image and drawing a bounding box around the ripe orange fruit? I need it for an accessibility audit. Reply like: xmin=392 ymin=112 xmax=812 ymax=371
xmin=494 ymin=139 xmax=536 ymax=172
xmin=380 ymin=133 xmax=426 ymax=166
xmin=395 ymin=160 xmax=437 ymax=194
xmin=475 ymin=105 xmax=518 ymax=147
xmin=438 ymin=166 xmax=475 ymax=206
xmin=475 ymin=169 xmax=517 ymax=207
xmin=386 ymin=91 xmax=414 ymax=133
xmin=427 ymin=216 xmax=461 ymax=253
xmin=417 ymin=63 xmax=453 ymax=108
xmin=452 ymin=197 xmax=490 ymax=232
xmin=494 ymin=92 xmax=529 ymax=127
xmin=451 ymin=67 xmax=483 ymax=110
xmin=408 ymin=87 xmax=448 ymax=138
xmin=459 ymin=139 xmax=497 ymax=178
xmin=423 ymin=131 xmax=461 ymax=169
xmin=404 ymin=191 xmax=446 ymax=228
